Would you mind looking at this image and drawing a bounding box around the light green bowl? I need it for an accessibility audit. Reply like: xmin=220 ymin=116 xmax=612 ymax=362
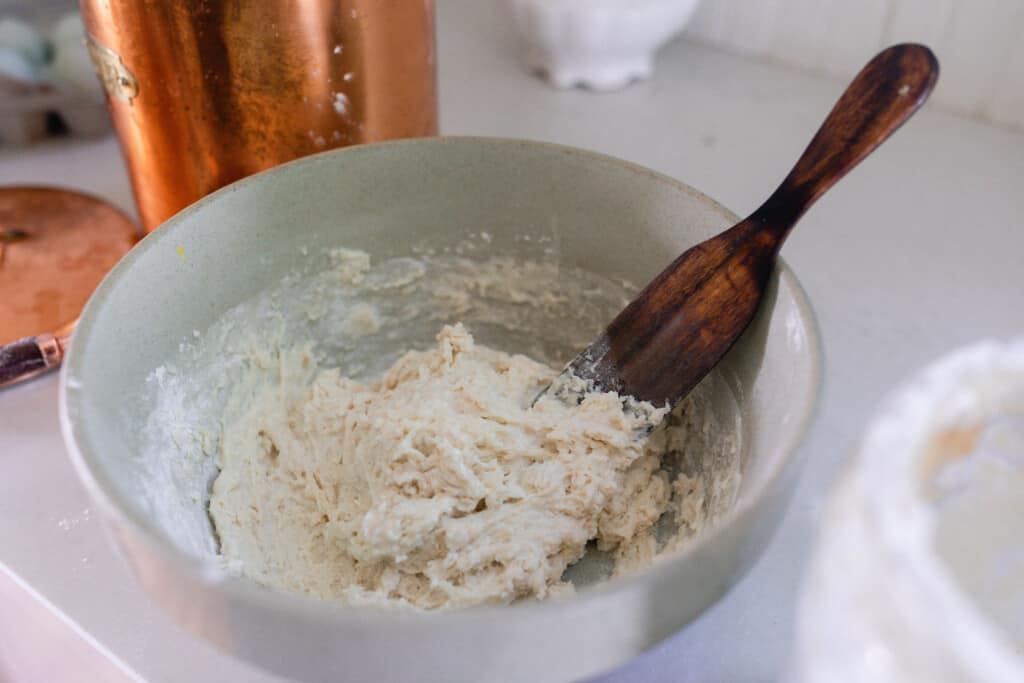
xmin=61 ymin=137 xmax=821 ymax=683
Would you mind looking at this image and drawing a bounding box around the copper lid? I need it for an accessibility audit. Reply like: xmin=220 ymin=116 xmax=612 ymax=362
xmin=0 ymin=186 xmax=139 ymax=346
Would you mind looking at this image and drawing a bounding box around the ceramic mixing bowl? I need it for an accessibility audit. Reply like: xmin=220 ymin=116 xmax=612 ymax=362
xmin=60 ymin=137 xmax=820 ymax=682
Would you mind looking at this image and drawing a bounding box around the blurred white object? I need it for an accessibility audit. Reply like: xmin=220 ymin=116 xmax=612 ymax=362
xmin=0 ymin=46 xmax=48 ymax=145
xmin=0 ymin=45 xmax=40 ymax=83
xmin=50 ymin=11 xmax=85 ymax=48
xmin=0 ymin=17 xmax=49 ymax=67
xmin=47 ymin=12 xmax=102 ymax=103
xmin=792 ymin=339 xmax=1024 ymax=683
xmin=0 ymin=9 xmax=111 ymax=146
xmin=505 ymin=0 xmax=702 ymax=90
xmin=46 ymin=11 xmax=110 ymax=138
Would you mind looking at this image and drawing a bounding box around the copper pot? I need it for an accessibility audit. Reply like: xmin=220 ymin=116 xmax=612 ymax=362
xmin=81 ymin=0 xmax=438 ymax=232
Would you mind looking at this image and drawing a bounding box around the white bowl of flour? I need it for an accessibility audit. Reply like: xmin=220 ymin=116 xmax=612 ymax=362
xmin=793 ymin=340 xmax=1024 ymax=683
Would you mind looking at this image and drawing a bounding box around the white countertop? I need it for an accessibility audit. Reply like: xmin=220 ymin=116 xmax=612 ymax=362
xmin=2 ymin=1 xmax=1023 ymax=681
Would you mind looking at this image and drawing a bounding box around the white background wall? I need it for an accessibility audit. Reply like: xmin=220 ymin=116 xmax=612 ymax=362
xmin=684 ymin=0 xmax=1024 ymax=130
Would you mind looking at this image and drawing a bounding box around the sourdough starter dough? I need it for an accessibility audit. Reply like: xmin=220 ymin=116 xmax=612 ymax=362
xmin=210 ymin=323 xmax=702 ymax=609
xmin=138 ymin=245 xmax=738 ymax=610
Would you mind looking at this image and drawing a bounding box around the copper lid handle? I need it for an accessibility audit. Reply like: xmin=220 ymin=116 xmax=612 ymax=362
xmin=0 ymin=332 xmax=67 ymax=388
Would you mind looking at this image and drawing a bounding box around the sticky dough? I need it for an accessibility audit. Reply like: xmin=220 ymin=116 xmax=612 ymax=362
xmin=210 ymin=324 xmax=679 ymax=609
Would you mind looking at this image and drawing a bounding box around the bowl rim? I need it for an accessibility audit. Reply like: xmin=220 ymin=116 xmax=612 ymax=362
xmin=59 ymin=135 xmax=823 ymax=626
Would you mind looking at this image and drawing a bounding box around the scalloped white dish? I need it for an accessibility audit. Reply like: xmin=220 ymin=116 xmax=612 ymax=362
xmin=505 ymin=0 xmax=702 ymax=90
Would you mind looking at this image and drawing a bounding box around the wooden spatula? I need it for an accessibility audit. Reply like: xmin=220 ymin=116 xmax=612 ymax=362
xmin=544 ymin=44 xmax=938 ymax=409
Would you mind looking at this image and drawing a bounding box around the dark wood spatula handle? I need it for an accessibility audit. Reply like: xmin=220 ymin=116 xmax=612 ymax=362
xmin=556 ymin=44 xmax=938 ymax=408
xmin=757 ymin=43 xmax=939 ymax=237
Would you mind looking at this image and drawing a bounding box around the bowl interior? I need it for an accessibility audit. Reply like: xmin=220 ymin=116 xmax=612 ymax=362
xmin=63 ymin=137 xmax=819 ymax=599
